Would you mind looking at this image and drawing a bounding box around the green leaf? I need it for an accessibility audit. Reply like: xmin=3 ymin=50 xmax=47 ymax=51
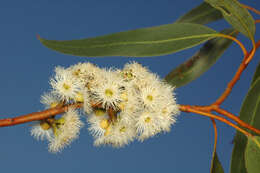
xmin=251 ymin=62 xmax=260 ymax=85
xmin=230 ymin=78 xmax=260 ymax=173
xmin=211 ymin=152 xmax=224 ymax=173
xmin=39 ymin=23 xmax=217 ymax=57
xmin=245 ymin=136 xmax=260 ymax=173
xmin=164 ymin=28 xmax=237 ymax=88
xmin=230 ymin=133 xmax=247 ymax=173
xmin=205 ymin=0 xmax=255 ymax=39
xmin=176 ymin=2 xmax=223 ymax=25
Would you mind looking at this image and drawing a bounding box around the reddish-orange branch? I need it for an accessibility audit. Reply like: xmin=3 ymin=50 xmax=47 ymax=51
xmin=180 ymin=105 xmax=252 ymax=137
xmin=242 ymin=4 xmax=260 ymax=15
xmin=0 ymin=103 xmax=82 ymax=127
xmin=213 ymin=107 xmax=260 ymax=135
xmin=211 ymin=119 xmax=217 ymax=148
xmin=182 ymin=104 xmax=260 ymax=135
xmin=255 ymin=19 xmax=260 ymax=24
xmin=213 ymin=40 xmax=260 ymax=106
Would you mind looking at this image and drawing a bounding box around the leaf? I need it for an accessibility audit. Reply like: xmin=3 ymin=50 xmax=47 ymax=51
xmin=211 ymin=152 xmax=224 ymax=173
xmin=164 ymin=28 xmax=237 ymax=88
xmin=245 ymin=136 xmax=260 ymax=173
xmin=205 ymin=0 xmax=255 ymax=39
xmin=251 ymin=62 xmax=260 ymax=85
xmin=230 ymin=78 xmax=260 ymax=173
xmin=39 ymin=23 xmax=217 ymax=57
xmin=230 ymin=133 xmax=248 ymax=173
xmin=176 ymin=2 xmax=223 ymax=25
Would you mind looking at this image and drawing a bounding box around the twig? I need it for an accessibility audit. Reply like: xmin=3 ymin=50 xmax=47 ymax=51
xmin=211 ymin=119 xmax=218 ymax=151
xmin=0 ymin=103 xmax=82 ymax=127
xmin=210 ymin=119 xmax=218 ymax=173
xmin=181 ymin=105 xmax=260 ymax=135
xmin=213 ymin=40 xmax=260 ymax=106
xmin=216 ymin=34 xmax=247 ymax=56
xmin=242 ymin=4 xmax=260 ymax=15
xmin=213 ymin=107 xmax=260 ymax=135
xmin=180 ymin=105 xmax=252 ymax=137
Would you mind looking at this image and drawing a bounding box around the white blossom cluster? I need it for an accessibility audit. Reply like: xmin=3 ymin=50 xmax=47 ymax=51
xmin=31 ymin=62 xmax=179 ymax=153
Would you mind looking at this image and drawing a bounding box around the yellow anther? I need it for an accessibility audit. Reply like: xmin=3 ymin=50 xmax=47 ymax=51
xmin=94 ymin=109 xmax=106 ymax=116
xmin=105 ymin=89 xmax=114 ymax=97
xmin=40 ymin=121 xmax=51 ymax=130
xmin=145 ymin=117 xmax=151 ymax=123
xmin=146 ymin=95 xmax=153 ymax=101
xmin=75 ymin=92 xmax=84 ymax=102
xmin=104 ymin=127 xmax=111 ymax=136
xmin=119 ymin=102 xmax=126 ymax=110
xmin=52 ymin=124 xmax=59 ymax=137
xmin=120 ymin=126 xmax=126 ymax=133
xmin=63 ymin=83 xmax=71 ymax=90
xmin=50 ymin=102 xmax=59 ymax=108
xmin=100 ymin=119 xmax=109 ymax=129
xmin=120 ymin=92 xmax=128 ymax=101
xmin=55 ymin=117 xmax=65 ymax=126
xmin=73 ymin=69 xmax=80 ymax=77
xmin=162 ymin=108 xmax=167 ymax=114
xmin=127 ymin=72 xmax=133 ymax=79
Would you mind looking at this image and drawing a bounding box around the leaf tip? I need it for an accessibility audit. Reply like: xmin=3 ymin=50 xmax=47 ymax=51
xmin=36 ymin=34 xmax=44 ymax=42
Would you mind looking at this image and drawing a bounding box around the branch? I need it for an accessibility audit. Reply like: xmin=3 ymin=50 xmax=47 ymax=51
xmin=211 ymin=119 xmax=218 ymax=152
xmin=213 ymin=107 xmax=260 ymax=135
xmin=181 ymin=104 xmax=260 ymax=135
xmin=242 ymin=4 xmax=260 ymax=15
xmin=0 ymin=103 xmax=82 ymax=127
xmin=213 ymin=40 xmax=260 ymax=106
xmin=180 ymin=105 xmax=252 ymax=137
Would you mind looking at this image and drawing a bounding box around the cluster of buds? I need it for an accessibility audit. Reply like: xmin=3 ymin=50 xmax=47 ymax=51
xmin=31 ymin=62 xmax=179 ymax=153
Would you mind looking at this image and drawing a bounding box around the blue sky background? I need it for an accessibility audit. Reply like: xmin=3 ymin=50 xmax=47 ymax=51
xmin=0 ymin=0 xmax=259 ymax=172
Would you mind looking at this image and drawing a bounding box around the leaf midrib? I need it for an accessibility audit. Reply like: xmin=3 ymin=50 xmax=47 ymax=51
xmin=42 ymin=34 xmax=216 ymax=49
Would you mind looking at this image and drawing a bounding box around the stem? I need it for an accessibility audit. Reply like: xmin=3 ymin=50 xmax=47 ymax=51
xmin=213 ymin=40 xmax=260 ymax=106
xmin=182 ymin=105 xmax=260 ymax=135
xmin=107 ymin=108 xmax=117 ymax=122
xmin=210 ymin=118 xmax=218 ymax=173
xmin=180 ymin=105 xmax=252 ymax=137
xmin=216 ymin=33 xmax=247 ymax=56
xmin=242 ymin=4 xmax=260 ymax=15
xmin=0 ymin=103 xmax=82 ymax=127
xmin=211 ymin=119 xmax=217 ymax=150
xmin=213 ymin=107 xmax=260 ymax=135
xmin=245 ymin=40 xmax=256 ymax=64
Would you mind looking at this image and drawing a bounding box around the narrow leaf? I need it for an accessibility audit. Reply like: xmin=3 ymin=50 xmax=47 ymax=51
xmin=39 ymin=23 xmax=217 ymax=57
xmin=211 ymin=152 xmax=224 ymax=173
xmin=165 ymin=28 xmax=237 ymax=88
xmin=205 ymin=0 xmax=255 ymax=39
xmin=230 ymin=78 xmax=260 ymax=173
xmin=245 ymin=136 xmax=260 ymax=173
xmin=176 ymin=2 xmax=223 ymax=25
